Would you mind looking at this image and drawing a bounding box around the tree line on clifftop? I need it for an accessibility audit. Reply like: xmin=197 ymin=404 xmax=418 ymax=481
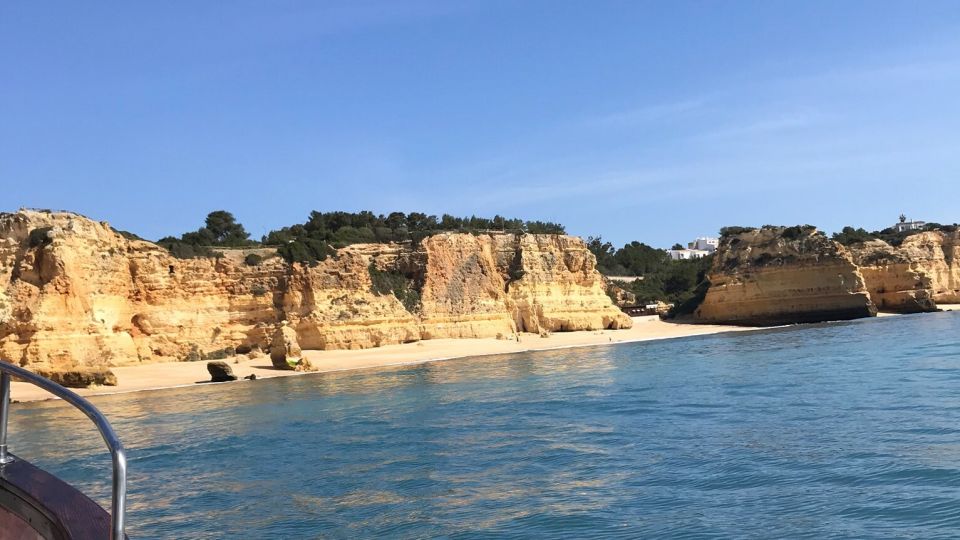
xmin=157 ymin=210 xmax=565 ymax=264
xmin=152 ymin=210 xmax=714 ymax=307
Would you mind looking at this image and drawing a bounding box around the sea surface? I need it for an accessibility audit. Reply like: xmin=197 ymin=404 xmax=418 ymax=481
xmin=8 ymin=312 xmax=960 ymax=539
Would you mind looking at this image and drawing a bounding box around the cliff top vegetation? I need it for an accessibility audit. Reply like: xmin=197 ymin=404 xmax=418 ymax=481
xmin=156 ymin=210 xmax=565 ymax=263
xmin=587 ymin=236 xmax=712 ymax=306
xmin=832 ymin=223 xmax=958 ymax=247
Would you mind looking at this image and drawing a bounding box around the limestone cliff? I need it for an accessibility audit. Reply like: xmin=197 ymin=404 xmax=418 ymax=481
xmin=507 ymin=234 xmax=632 ymax=333
xmin=0 ymin=210 xmax=630 ymax=375
xmin=412 ymin=234 xmax=518 ymax=340
xmin=691 ymin=226 xmax=877 ymax=325
xmin=0 ymin=210 xmax=286 ymax=371
xmin=849 ymin=231 xmax=960 ymax=312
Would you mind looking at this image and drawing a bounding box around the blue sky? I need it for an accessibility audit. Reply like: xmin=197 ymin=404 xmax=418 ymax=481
xmin=3 ymin=1 xmax=960 ymax=247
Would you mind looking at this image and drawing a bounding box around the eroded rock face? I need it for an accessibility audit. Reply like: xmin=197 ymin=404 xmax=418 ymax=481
xmin=692 ymin=226 xmax=877 ymax=326
xmin=0 ymin=210 xmax=630 ymax=379
xmin=605 ymin=280 xmax=637 ymax=309
xmin=507 ymin=235 xmax=632 ymax=333
xmin=415 ymin=234 xmax=518 ymax=340
xmin=415 ymin=233 xmax=633 ymax=337
xmin=269 ymin=325 xmax=301 ymax=370
xmin=33 ymin=367 xmax=118 ymax=388
xmin=282 ymin=247 xmax=421 ymax=351
xmin=0 ymin=210 xmax=283 ymax=373
xmin=849 ymin=231 xmax=960 ymax=312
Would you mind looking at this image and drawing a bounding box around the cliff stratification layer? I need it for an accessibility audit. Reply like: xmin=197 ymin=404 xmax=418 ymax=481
xmin=691 ymin=226 xmax=877 ymax=326
xmin=0 ymin=210 xmax=630 ymax=375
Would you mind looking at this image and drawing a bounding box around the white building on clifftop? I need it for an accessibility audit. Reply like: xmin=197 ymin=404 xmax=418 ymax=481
xmin=667 ymin=248 xmax=711 ymax=260
xmin=687 ymin=237 xmax=718 ymax=252
xmin=892 ymin=214 xmax=925 ymax=233
xmin=666 ymin=236 xmax=718 ymax=260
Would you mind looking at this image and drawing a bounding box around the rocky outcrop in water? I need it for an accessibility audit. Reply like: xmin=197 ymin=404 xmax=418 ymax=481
xmin=690 ymin=226 xmax=877 ymax=326
xmin=0 ymin=210 xmax=630 ymax=380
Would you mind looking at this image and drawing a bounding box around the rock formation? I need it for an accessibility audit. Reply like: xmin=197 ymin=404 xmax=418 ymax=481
xmin=507 ymin=234 xmax=632 ymax=333
xmin=849 ymin=231 xmax=960 ymax=312
xmin=269 ymin=325 xmax=301 ymax=370
xmin=605 ymin=280 xmax=637 ymax=309
xmin=413 ymin=233 xmax=630 ymax=339
xmin=0 ymin=210 xmax=630 ymax=381
xmin=690 ymin=226 xmax=877 ymax=326
xmin=0 ymin=210 xmax=284 ymax=374
xmin=206 ymin=361 xmax=237 ymax=382
xmin=32 ymin=367 xmax=118 ymax=389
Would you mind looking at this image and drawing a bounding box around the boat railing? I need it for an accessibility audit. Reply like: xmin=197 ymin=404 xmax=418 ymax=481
xmin=0 ymin=361 xmax=127 ymax=540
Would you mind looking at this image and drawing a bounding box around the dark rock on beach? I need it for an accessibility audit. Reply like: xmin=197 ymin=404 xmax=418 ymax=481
xmin=34 ymin=368 xmax=118 ymax=388
xmin=207 ymin=361 xmax=238 ymax=382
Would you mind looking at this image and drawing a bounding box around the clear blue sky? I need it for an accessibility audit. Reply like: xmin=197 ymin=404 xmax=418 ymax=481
xmin=3 ymin=1 xmax=960 ymax=248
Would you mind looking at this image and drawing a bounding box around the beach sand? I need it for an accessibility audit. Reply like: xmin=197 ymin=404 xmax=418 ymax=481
xmin=9 ymin=317 xmax=757 ymax=403
xmin=15 ymin=308 xmax=958 ymax=403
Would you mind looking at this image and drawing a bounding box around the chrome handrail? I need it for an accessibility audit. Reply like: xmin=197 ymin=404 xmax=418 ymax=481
xmin=0 ymin=362 xmax=127 ymax=540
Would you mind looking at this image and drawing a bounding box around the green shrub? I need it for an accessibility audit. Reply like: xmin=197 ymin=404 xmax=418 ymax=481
xmin=753 ymin=252 xmax=775 ymax=265
xmin=615 ymin=254 xmax=713 ymax=305
xmin=369 ymin=263 xmax=420 ymax=312
xmin=781 ymin=226 xmax=804 ymax=240
xmin=719 ymin=226 xmax=756 ymax=237
xmin=666 ymin=279 xmax=711 ymax=318
xmin=507 ymin=251 xmax=525 ymax=281
xmin=277 ymin=238 xmax=331 ymax=264
xmin=331 ymin=225 xmax=376 ymax=245
xmin=28 ymin=227 xmax=53 ymax=248
xmin=112 ymin=228 xmax=144 ymax=241
xmin=158 ymin=240 xmax=215 ymax=259
xmin=397 ymin=289 xmax=421 ymax=312
xmin=832 ymin=226 xmax=876 ymax=246
xmin=244 ymin=253 xmax=263 ymax=266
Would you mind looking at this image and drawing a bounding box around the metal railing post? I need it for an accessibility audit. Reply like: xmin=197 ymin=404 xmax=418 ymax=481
xmin=111 ymin=447 xmax=128 ymax=539
xmin=0 ymin=372 xmax=11 ymax=465
xmin=0 ymin=362 xmax=126 ymax=538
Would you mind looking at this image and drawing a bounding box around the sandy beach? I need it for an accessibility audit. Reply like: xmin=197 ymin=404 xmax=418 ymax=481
xmin=10 ymin=316 xmax=758 ymax=403
xmin=11 ymin=308 xmax=958 ymax=403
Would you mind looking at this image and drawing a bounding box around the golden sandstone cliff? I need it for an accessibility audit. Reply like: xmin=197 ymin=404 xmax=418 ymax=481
xmin=0 ymin=210 xmax=630 ymax=378
xmin=689 ymin=225 xmax=960 ymax=326
xmin=848 ymin=231 xmax=960 ymax=312
xmin=691 ymin=226 xmax=877 ymax=325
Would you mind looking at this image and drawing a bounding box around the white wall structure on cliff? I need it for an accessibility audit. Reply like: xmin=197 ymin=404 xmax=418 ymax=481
xmin=0 ymin=210 xmax=631 ymax=376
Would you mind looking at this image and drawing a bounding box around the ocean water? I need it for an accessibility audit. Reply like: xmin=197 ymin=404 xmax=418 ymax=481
xmin=7 ymin=312 xmax=960 ymax=539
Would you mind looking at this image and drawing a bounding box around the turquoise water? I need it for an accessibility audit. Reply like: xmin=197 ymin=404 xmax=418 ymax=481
xmin=8 ymin=312 xmax=960 ymax=539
